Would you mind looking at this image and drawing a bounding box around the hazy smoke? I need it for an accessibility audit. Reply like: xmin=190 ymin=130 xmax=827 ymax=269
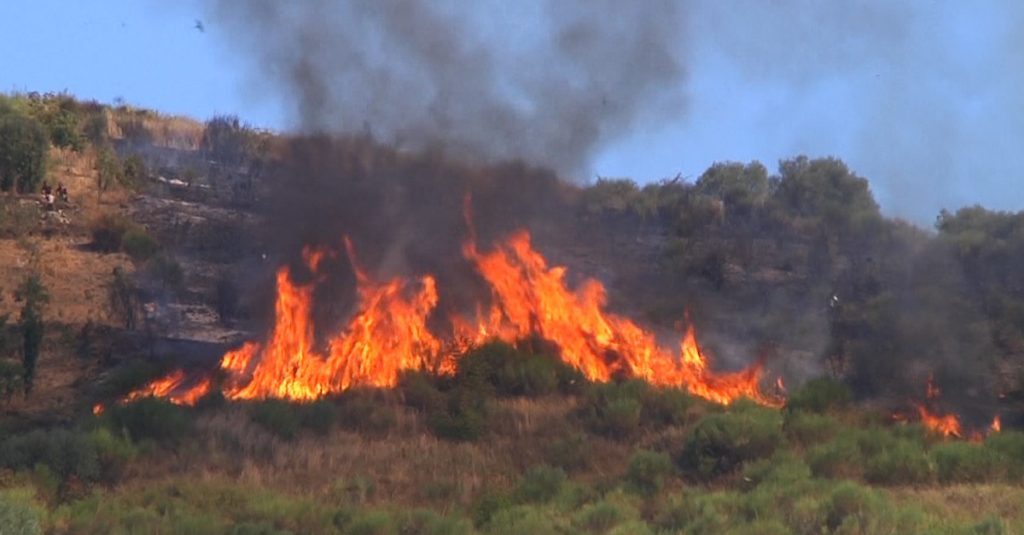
xmin=686 ymin=0 xmax=1024 ymax=224
xmin=205 ymin=0 xmax=686 ymax=179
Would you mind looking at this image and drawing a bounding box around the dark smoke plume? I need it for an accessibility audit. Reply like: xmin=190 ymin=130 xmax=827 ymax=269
xmin=205 ymin=0 xmax=687 ymax=179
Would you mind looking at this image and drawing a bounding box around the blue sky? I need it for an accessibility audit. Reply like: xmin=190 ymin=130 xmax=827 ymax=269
xmin=1 ymin=1 xmax=1021 ymax=225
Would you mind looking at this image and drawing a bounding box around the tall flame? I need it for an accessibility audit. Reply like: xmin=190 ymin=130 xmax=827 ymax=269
xmin=461 ymin=230 xmax=777 ymax=406
xmin=218 ymin=241 xmax=443 ymax=401
xmin=120 ymin=228 xmax=778 ymax=407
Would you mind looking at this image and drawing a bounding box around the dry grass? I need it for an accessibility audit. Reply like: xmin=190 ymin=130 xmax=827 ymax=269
xmin=117 ymin=397 xmax=637 ymax=509
xmin=890 ymin=484 xmax=1024 ymax=527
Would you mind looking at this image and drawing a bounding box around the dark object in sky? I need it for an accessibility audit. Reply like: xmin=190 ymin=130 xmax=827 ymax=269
xmin=194 ymin=19 xmax=205 ymax=32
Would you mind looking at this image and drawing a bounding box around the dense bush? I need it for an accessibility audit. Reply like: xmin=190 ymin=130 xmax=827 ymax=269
xmin=455 ymin=340 xmax=584 ymax=398
xmin=678 ymin=408 xmax=782 ymax=477
xmin=0 ymin=488 xmax=42 ymax=535
xmin=931 ymin=442 xmax=1003 ymax=484
xmin=0 ymin=104 xmax=48 ymax=192
xmin=106 ymin=397 xmax=192 ymax=445
xmin=576 ymin=380 xmax=694 ymax=438
xmin=120 ymin=227 xmax=160 ymax=262
xmin=90 ymin=213 xmax=133 ymax=252
xmin=335 ymin=393 xmax=396 ymax=436
xmin=0 ymin=428 xmax=100 ymax=482
xmin=514 ymin=465 xmax=567 ymax=504
xmin=807 ymin=432 xmax=864 ymax=479
xmin=17 ymin=273 xmax=47 ymax=392
xmin=785 ymin=377 xmax=852 ymax=414
xmin=783 ymin=411 xmax=841 ymax=446
xmin=863 ymin=439 xmax=934 ymax=485
xmin=625 ymin=450 xmax=675 ymax=495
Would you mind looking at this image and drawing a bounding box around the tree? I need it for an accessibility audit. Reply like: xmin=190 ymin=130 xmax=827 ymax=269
xmin=0 ymin=106 xmax=49 ymax=192
xmin=771 ymin=156 xmax=881 ymax=233
xmin=694 ymin=161 xmax=770 ymax=217
xmin=95 ymin=147 xmax=122 ymax=200
xmin=107 ymin=267 xmax=139 ymax=330
xmin=17 ymin=274 xmax=48 ymax=392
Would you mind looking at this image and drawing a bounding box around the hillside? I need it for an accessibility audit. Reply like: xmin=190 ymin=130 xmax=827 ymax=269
xmin=0 ymin=93 xmax=1022 ymax=533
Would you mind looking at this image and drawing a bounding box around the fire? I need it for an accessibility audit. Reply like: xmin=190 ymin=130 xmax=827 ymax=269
xmin=908 ymin=375 xmax=1004 ymax=440
xmin=119 ymin=228 xmax=778 ymax=407
xmin=461 ymin=230 xmax=778 ymax=406
xmin=122 ymin=369 xmax=212 ymax=406
xmin=915 ymin=403 xmax=963 ymax=438
xmin=216 ymin=242 xmax=444 ymax=402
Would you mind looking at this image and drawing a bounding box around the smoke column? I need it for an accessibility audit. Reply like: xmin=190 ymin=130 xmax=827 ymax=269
xmin=204 ymin=0 xmax=687 ymax=179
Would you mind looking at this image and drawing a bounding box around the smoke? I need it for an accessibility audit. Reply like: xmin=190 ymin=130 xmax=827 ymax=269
xmin=204 ymin=0 xmax=686 ymax=179
xmin=682 ymin=0 xmax=1024 ymax=224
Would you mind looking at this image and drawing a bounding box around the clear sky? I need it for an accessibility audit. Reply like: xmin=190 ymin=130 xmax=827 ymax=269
xmin=1 ymin=1 xmax=1021 ymax=225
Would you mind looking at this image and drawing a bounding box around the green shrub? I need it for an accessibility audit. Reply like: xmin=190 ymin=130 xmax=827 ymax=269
xmin=250 ymin=400 xmax=302 ymax=440
xmin=985 ymin=430 xmax=1024 ymax=480
xmin=545 ymin=432 xmax=592 ymax=473
xmin=347 ymin=510 xmax=397 ymax=535
xmin=144 ymin=254 xmax=185 ymax=293
xmin=471 ymin=490 xmax=513 ymax=528
xmin=642 ymin=387 xmax=694 ymax=427
xmin=741 ymin=451 xmax=812 ymax=488
xmin=396 ymin=509 xmax=473 ymax=535
xmin=0 ymin=358 xmax=25 ymax=399
xmin=576 ymin=381 xmax=646 ymax=438
xmin=0 ymin=488 xmax=43 ymax=535
xmin=626 ymin=450 xmax=675 ymax=495
xmin=398 ymin=371 xmax=445 ymax=412
xmin=87 ymin=427 xmax=138 ymax=482
xmin=931 ymin=442 xmax=1002 ymax=484
xmin=485 ymin=505 xmax=564 ymax=535
xmin=228 ymin=521 xmax=293 ymax=535
xmin=0 ymin=428 xmax=100 ymax=482
xmin=785 ymin=377 xmax=852 ymax=414
xmin=336 ymin=394 xmax=395 ymax=436
xmin=864 ymin=439 xmax=934 ymax=485
xmin=108 ymin=397 xmax=192 ymax=445
xmin=0 ymin=106 xmax=49 ymax=192
xmin=572 ymin=492 xmax=640 ymax=534
xmin=299 ymin=399 xmax=339 ymax=436
xmin=679 ymin=409 xmax=782 ymax=477
xmin=18 ymin=273 xmax=47 ymax=393
xmin=455 ymin=340 xmax=583 ymax=397
xmin=426 ymin=387 xmax=490 ymax=442
xmin=90 ymin=213 xmax=132 ymax=252
xmin=825 ymin=481 xmax=881 ymax=532
xmin=807 ymin=432 xmax=863 ymax=479
xmin=783 ymin=411 xmax=840 ymax=447
xmin=514 ymin=465 xmax=566 ymax=504
xmin=121 ymin=227 xmax=159 ymax=262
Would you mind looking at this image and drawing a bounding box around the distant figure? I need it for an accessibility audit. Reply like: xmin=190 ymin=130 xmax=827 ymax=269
xmin=57 ymin=183 xmax=69 ymax=204
xmin=40 ymin=182 xmax=52 ymax=197
xmin=40 ymin=183 xmax=54 ymax=211
xmin=194 ymin=19 xmax=205 ymax=32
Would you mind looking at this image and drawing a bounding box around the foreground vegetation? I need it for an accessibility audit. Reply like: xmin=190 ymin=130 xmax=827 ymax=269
xmin=0 ymin=342 xmax=1021 ymax=534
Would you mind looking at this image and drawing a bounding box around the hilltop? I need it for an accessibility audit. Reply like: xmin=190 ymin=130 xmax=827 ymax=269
xmin=0 ymin=92 xmax=1022 ymax=532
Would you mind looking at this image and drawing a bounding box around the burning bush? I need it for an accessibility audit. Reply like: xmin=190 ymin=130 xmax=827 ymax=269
xmin=105 ymin=397 xmax=191 ymax=446
xmin=455 ymin=340 xmax=584 ymax=398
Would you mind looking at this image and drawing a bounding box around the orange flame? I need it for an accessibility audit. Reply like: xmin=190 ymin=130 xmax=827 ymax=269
xmin=122 ymin=229 xmax=778 ymax=407
xmin=991 ymin=415 xmax=1002 ymax=433
xmin=461 ymin=230 xmax=778 ymax=406
xmin=915 ymin=403 xmax=963 ymax=438
xmin=121 ymin=369 xmax=212 ymax=406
